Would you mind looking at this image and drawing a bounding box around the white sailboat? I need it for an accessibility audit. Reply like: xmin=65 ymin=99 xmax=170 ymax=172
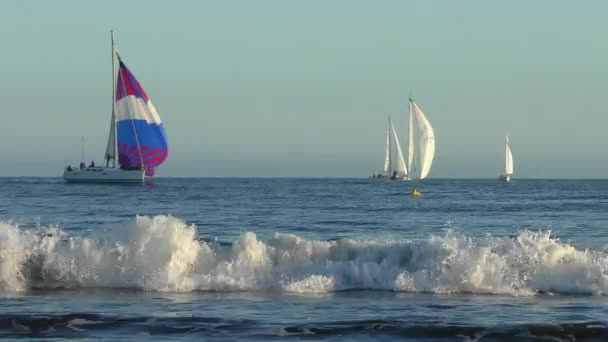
xmin=406 ymin=98 xmax=435 ymax=181
xmin=380 ymin=116 xmax=408 ymax=180
xmin=63 ymin=30 xmax=168 ymax=183
xmin=498 ymin=136 xmax=513 ymax=181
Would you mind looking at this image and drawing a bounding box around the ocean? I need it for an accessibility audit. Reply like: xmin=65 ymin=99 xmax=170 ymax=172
xmin=1 ymin=177 xmax=608 ymax=341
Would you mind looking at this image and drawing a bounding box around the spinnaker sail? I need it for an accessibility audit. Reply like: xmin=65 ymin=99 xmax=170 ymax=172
xmin=115 ymin=58 xmax=168 ymax=176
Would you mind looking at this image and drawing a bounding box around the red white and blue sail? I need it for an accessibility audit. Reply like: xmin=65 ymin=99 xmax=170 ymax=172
xmin=115 ymin=58 xmax=168 ymax=176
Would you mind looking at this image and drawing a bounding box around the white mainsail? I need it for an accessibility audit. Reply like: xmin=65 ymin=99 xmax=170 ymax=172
xmin=383 ymin=119 xmax=391 ymax=173
xmin=407 ymin=98 xmax=435 ymax=180
xmin=105 ymin=110 xmax=116 ymax=165
xmin=505 ymin=136 xmax=513 ymax=176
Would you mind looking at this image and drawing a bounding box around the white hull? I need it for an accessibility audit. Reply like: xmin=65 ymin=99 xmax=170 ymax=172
xmin=369 ymin=174 xmax=409 ymax=181
xmin=498 ymin=174 xmax=511 ymax=182
xmin=388 ymin=173 xmax=409 ymax=181
xmin=64 ymin=167 xmax=145 ymax=183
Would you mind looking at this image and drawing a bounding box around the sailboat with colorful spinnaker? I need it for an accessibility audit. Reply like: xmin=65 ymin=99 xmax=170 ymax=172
xmin=63 ymin=31 xmax=168 ymax=183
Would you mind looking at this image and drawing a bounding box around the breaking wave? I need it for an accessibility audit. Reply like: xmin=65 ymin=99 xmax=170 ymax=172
xmin=1 ymin=215 xmax=608 ymax=295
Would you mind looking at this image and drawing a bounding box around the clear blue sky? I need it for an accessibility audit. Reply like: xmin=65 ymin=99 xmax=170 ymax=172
xmin=1 ymin=0 xmax=606 ymax=178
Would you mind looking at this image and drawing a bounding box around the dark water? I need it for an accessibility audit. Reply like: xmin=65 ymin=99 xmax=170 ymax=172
xmin=1 ymin=178 xmax=608 ymax=340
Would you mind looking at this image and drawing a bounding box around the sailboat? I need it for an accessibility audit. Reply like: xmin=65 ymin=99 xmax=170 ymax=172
xmin=63 ymin=31 xmax=168 ymax=183
xmin=406 ymin=98 xmax=435 ymax=181
xmin=498 ymin=136 xmax=513 ymax=181
xmin=379 ymin=116 xmax=408 ymax=180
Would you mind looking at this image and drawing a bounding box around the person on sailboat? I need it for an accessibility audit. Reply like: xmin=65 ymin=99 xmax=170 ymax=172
xmin=105 ymin=154 xmax=111 ymax=167
xmin=80 ymin=162 xmax=85 ymax=170
xmin=89 ymin=161 xmax=95 ymax=168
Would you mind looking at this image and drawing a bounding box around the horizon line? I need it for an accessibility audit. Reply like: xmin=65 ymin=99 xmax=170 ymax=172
xmin=2 ymin=176 xmax=608 ymax=181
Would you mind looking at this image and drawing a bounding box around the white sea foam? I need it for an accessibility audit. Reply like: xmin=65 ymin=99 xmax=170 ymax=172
xmin=1 ymin=215 xmax=608 ymax=295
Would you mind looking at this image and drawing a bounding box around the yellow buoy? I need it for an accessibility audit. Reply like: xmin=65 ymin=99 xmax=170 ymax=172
xmin=411 ymin=187 xmax=421 ymax=197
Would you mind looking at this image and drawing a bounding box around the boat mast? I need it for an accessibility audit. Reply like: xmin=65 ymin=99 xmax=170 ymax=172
xmin=111 ymin=29 xmax=117 ymax=168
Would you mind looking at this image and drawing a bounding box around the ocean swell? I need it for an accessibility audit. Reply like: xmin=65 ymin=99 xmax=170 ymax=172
xmin=1 ymin=215 xmax=607 ymax=295
xmin=0 ymin=314 xmax=606 ymax=340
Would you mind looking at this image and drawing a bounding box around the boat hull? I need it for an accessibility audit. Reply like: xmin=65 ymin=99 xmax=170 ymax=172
xmin=63 ymin=167 xmax=145 ymax=183
xmin=370 ymin=173 xmax=409 ymax=181
xmin=394 ymin=176 xmax=410 ymax=181
xmin=498 ymin=175 xmax=511 ymax=182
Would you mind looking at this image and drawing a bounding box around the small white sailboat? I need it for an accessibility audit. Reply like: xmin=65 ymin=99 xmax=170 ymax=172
xmin=498 ymin=136 xmax=513 ymax=181
xmin=406 ymin=98 xmax=435 ymax=181
xmin=63 ymin=31 xmax=168 ymax=183
xmin=379 ymin=116 xmax=408 ymax=180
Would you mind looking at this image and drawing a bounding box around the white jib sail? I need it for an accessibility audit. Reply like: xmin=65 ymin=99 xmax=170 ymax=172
xmin=383 ymin=118 xmax=391 ymax=173
xmin=505 ymin=136 xmax=513 ymax=176
xmin=391 ymin=121 xmax=407 ymax=177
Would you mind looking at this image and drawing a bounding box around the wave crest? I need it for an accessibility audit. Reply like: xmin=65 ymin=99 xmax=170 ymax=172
xmin=1 ymin=215 xmax=607 ymax=295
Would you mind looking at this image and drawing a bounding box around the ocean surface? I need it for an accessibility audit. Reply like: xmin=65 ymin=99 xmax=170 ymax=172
xmin=1 ymin=178 xmax=608 ymax=341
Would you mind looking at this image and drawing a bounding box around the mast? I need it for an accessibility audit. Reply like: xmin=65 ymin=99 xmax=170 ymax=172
xmin=104 ymin=30 xmax=118 ymax=168
xmin=111 ymin=30 xmax=117 ymax=167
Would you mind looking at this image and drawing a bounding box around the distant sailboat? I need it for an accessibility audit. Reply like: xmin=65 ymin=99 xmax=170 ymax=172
xmin=380 ymin=116 xmax=408 ymax=180
xmin=63 ymin=31 xmax=168 ymax=183
xmin=406 ymin=98 xmax=435 ymax=181
xmin=498 ymin=136 xmax=513 ymax=182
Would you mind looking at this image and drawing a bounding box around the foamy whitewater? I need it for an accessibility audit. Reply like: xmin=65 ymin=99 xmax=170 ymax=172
xmin=2 ymin=178 xmax=608 ymax=340
xmin=2 ymin=215 xmax=607 ymax=296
